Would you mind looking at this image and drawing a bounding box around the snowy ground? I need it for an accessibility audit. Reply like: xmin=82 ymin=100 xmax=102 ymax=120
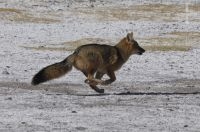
xmin=0 ymin=0 xmax=200 ymax=131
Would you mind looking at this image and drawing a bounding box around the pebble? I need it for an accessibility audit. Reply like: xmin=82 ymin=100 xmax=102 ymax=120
xmin=2 ymin=70 xmax=9 ymax=75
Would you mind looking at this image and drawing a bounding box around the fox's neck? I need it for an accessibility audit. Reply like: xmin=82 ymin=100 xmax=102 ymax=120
xmin=115 ymin=38 xmax=132 ymax=61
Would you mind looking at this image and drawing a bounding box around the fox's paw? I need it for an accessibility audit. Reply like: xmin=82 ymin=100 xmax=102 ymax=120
xmin=95 ymin=88 xmax=104 ymax=93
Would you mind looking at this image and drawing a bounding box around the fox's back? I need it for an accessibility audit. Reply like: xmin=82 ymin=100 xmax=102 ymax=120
xmin=74 ymin=44 xmax=117 ymax=64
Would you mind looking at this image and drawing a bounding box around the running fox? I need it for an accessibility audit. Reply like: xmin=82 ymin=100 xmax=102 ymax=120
xmin=32 ymin=32 xmax=145 ymax=93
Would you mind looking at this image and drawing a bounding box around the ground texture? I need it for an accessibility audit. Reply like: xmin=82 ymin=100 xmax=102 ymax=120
xmin=0 ymin=0 xmax=200 ymax=131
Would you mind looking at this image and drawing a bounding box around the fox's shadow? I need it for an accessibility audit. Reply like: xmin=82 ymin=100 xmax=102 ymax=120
xmin=1 ymin=82 xmax=200 ymax=96
xmin=74 ymin=91 xmax=200 ymax=96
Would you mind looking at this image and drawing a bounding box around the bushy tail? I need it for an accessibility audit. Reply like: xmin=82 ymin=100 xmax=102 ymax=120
xmin=31 ymin=54 xmax=75 ymax=85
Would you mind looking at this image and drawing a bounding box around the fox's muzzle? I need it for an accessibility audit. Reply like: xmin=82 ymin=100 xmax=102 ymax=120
xmin=137 ymin=47 xmax=145 ymax=55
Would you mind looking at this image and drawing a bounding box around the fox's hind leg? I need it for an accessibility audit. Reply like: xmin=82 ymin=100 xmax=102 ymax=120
xmin=86 ymin=73 xmax=105 ymax=93
xmin=84 ymin=73 xmax=104 ymax=85
xmin=89 ymin=85 xmax=104 ymax=93
xmin=82 ymin=72 xmax=104 ymax=93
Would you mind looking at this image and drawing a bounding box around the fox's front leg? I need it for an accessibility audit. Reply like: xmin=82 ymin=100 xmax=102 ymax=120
xmin=101 ymin=70 xmax=116 ymax=85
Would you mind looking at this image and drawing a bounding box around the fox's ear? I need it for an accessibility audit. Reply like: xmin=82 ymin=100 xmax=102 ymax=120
xmin=126 ymin=32 xmax=133 ymax=42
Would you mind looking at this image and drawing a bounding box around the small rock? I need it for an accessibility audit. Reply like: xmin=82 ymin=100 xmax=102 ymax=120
xmin=57 ymin=9 xmax=63 ymax=11
xmin=72 ymin=111 xmax=77 ymax=113
xmin=5 ymin=97 xmax=12 ymax=100
xmin=184 ymin=125 xmax=188 ymax=128
xmin=2 ymin=70 xmax=9 ymax=75
xmin=76 ymin=126 xmax=87 ymax=131
xmin=39 ymin=46 xmax=44 ymax=48
xmin=187 ymin=85 xmax=194 ymax=88
xmin=91 ymin=4 xmax=94 ymax=8
xmin=177 ymin=71 xmax=184 ymax=74
xmin=44 ymin=88 xmax=48 ymax=91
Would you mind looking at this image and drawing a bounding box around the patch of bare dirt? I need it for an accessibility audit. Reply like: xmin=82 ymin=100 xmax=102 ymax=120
xmin=71 ymin=4 xmax=200 ymax=22
xmin=0 ymin=8 xmax=61 ymax=23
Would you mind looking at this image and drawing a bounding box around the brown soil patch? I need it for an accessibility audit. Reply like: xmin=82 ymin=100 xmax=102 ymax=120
xmin=72 ymin=4 xmax=200 ymax=22
xmin=0 ymin=8 xmax=61 ymax=23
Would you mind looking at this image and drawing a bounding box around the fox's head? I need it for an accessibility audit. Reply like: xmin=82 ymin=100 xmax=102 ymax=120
xmin=126 ymin=32 xmax=145 ymax=55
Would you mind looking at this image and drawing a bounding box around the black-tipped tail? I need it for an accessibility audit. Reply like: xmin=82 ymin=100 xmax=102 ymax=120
xmin=31 ymin=68 xmax=49 ymax=85
xmin=31 ymin=55 xmax=74 ymax=85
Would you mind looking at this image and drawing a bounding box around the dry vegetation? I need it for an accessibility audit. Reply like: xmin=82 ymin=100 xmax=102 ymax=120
xmin=0 ymin=8 xmax=21 ymax=14
xmin=22 ymin=44 xmax=191 ymax=52
xmin=72 ymin=4 xmax=200 ymax=22
xmin=0 ymin=8 xmax=61 ymax=23
xmin=21 ymin=31 xmax=200 ymax=52
xmin=5 ymin=3 xmax=198 ymax=52
xmin=20 ymin=38 xmax=114 ymax=51
xmin=140 ymin=31 xmax=200 ymax=51
xmin=0 ymin=3 xmax=199 ymax=23
xmin=143 ymin=45 xmax=191 ymax=51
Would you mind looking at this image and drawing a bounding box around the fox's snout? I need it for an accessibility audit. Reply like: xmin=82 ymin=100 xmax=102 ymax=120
xmin=130 ymin=39 xmax=145 ymax=55
xmin=137 ymin=47 xmax=145 ymax=55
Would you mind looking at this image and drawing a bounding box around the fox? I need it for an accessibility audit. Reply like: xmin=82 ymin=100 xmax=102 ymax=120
xmin=31 ymin=32 xmax=145 ymax=93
